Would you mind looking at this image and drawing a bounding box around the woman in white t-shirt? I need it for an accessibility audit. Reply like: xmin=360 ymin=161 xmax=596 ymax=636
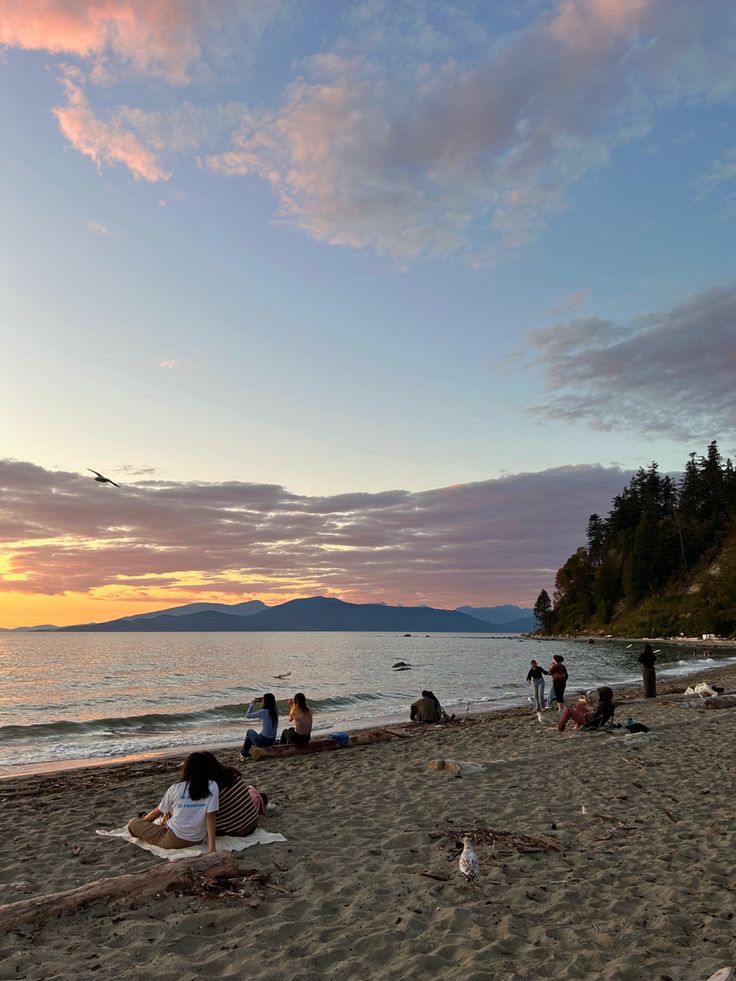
xmin=127 ymin=752 xmax=219 ymax=852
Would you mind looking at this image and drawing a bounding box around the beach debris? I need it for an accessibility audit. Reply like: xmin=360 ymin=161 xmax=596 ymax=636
xmin=427 ymin=759 xmax=486 ymax=778
xmin=70 ymin=843 xmax=81 ymax=856
xmin=392 ymin=661 xmax=411 ymax=668
xmin=459 ymin=837 xmax=480 ymax=881
xmin=87 ymin=468 xmax=120 ymax=488
xmin=273 ymin=671 xmax=291 ymax=679
xmin=419 ymin=871 xmax=451 ymax=882
xmin=435 ymin=828 xmax=563 ymax=856
xmin=0 ymin=851 xmax=239 ymax=931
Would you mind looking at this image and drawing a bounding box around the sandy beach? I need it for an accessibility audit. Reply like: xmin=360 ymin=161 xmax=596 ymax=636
xmin=2 ymin=663 xmax=736 ymax=981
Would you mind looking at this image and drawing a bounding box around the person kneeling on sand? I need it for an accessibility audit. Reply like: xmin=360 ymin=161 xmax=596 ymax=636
xmin=410 ymin=691 xmax=441 ymax=722
xmin=128 ymin=751 xmax=219 ymax=851
xmin=557 ymin=687 xmax=615 ymax=733
xmin=280 ymin=692 xmax=313 ymax=745
xmin=200 ymin=752 xmax=264 ymax=837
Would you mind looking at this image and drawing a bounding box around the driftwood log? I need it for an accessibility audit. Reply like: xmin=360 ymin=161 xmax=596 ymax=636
xmin=251 ymin=728 xmax=393 ymax=760
xmin=704 ymin=695 xmax=736 ymax=710
xmin=0 ymin=850 xmax=239 ymax=932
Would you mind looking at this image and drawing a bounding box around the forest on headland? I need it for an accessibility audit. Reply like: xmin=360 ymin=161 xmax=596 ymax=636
xmin=534 ymin=442 xmax=736 ymax=638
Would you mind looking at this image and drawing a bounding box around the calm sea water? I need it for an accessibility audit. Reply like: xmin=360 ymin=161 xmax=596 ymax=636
xmin=1 ymin=631 xmax=730 ymax=775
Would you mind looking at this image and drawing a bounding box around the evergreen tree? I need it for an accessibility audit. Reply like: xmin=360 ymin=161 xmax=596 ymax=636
xmin=533 ymin=589 xmax=553 ymax=632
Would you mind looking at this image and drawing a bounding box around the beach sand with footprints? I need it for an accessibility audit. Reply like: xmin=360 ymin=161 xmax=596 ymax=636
xmin=2 ymin=662 xmax=736 ymax=980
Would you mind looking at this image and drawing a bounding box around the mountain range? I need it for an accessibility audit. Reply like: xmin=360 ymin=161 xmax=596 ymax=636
xmin=42 ymin=597 xmax=536 ymax=633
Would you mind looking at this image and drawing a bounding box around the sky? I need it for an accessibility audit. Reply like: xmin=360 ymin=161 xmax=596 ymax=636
xmin=1 ymin=0 xmax=735 ymax=627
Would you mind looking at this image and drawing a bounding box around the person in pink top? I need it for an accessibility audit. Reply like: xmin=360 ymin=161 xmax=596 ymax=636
xmin=280 ymin=692 xmax=313 ymax=745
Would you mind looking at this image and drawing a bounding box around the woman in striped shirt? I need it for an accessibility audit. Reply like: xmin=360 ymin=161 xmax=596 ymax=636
xmin=201 ymin=753 xmax=264 ymax=837
xmin=241 ymin=693 xmax=279 ymax=758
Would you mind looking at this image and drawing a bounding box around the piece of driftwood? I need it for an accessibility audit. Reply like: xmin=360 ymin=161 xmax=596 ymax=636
xmin=251 ymin=728 xmax=393 ymax=759
xmin=437 ymin=828 xmax=563 ymax=854
xmin=703 ymin=695 xmax=736 ymax=710
xmin=0 ymin=851 xmax=239 ymax=931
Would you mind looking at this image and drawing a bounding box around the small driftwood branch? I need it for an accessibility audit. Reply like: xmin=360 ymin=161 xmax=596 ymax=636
xmin=0 ymin=850 xmax=239 ymax=932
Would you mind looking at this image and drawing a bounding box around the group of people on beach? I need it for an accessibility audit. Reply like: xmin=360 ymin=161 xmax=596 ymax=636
xmin=127 ymin=750 xmax=268 ymax=853
xmin=127 ymin=691 xmax=316 ymax=853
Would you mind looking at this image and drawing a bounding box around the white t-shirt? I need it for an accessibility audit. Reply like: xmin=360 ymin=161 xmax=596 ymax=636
xmin=158 ymin=779 xmax=219 ymax=842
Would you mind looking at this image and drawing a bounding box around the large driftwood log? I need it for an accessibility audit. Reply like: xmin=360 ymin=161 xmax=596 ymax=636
xmin=0 ymin=850 xmax=239 ymax=932
xmin=252 ymin=728 xmax=393 ymax=760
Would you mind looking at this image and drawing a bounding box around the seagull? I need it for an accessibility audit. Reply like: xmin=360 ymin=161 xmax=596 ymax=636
xmin=88 ymin=469 xmax=120 ymax=488
xmin=459 ymin=836 xmax=480 ymax=881
xmin=273 ymin=671 xmax=291 ymax=679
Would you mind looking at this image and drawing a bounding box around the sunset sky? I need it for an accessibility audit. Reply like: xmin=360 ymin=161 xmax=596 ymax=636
xmin=1 ymin=0 xmax=735 ymax=627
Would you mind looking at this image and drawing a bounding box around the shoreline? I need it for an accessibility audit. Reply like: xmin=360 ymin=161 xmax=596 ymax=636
xmin=5 ymin=656 xmax=736 ymax=788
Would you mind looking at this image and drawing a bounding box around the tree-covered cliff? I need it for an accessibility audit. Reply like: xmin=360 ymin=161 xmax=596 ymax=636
xmin=538 ymin=442 xmax=736 ymax=637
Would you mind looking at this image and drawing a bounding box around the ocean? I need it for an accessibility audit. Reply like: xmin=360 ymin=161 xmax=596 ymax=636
xmin=1 ymin=631 xmax=730 ymax=776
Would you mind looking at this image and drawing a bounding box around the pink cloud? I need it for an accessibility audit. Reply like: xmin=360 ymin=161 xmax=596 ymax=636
xmin=54 ymin=72 xmax=169 ymax=181
xmin=0 ymin=0 xmax=279 ymax=83
xmin=0 ymin=459 xmax=633 ymax=608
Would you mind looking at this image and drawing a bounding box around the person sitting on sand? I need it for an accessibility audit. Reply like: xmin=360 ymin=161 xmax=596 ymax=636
xmin=410 ymin=692 xmax=441 ymax=723
xmin=127 ymin=751 xmax=219 ymax=851
xmin=200 ymin=752 xmax=262 ymax=837
xmin=280 ymin=692 xmax=313 ymax=745
xmin=557 ymin=687 xmax=615 ymax=732
xmin=424 ymin=689 xmax=452 ymax=721
xmin=241 ymin=693 xmax=279 ymax=758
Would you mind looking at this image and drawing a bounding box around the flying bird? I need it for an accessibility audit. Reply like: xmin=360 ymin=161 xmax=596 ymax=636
xmin=459 ymin=836 xmax=480 ymax=881
xmin=88 ymin=469 xmax=120 ymax=488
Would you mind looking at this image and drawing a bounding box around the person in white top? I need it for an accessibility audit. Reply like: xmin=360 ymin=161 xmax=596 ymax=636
xmin=127 ymin=752 xmax=219 ymax=852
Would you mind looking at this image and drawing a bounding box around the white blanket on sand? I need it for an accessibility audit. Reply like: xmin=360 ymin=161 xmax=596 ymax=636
xmin=96 ymin=826 xmax=286 ymax=861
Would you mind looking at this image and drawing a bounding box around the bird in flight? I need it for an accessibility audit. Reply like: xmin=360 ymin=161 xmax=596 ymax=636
xmin=88 ymin=469 xmax=120 ymax=488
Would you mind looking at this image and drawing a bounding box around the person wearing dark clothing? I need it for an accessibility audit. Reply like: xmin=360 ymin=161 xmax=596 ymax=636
xmin=549 ymin=655 xmax=568 ymax=711
xmin=526 ymin=660 xmax=549 ymax=711
xmin=639 ymin=644 xmax=657 ymax=698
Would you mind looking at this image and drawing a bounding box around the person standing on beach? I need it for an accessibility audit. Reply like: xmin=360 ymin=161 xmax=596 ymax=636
xmin=639 ymin=644 xmax=657 ymax=698
xmin=549 ymin=654 xmax=568 ymax=712
xmin=526 ymin=659 xmax=549 ymax=711
xmin=241 ymin=693 xmax=279 ymax=758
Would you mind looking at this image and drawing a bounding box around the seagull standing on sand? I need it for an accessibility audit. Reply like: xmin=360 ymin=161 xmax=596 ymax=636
xmin=88 ymin=469 xmax=120 ymax=488
xmin=459 ymin=836 xmax=480 ymax=881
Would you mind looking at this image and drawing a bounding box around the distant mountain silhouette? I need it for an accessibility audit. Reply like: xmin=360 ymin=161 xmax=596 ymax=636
xmin=123 ymin=600 xmax=267 ymax=621
xmin=456 ymin=605 xmax=537 ymax=632
xmin=58 ymin=596 xmax=495 ymax=633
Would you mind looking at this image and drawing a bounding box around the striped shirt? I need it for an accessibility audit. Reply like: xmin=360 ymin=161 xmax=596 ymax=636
xmin=216 ymin=776 xmax=259 ymax=837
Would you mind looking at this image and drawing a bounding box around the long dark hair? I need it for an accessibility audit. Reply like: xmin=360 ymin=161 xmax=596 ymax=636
xmin=263 ymin=692 xmax=278 ymax=727
xmin=422 ymin=690 xmax=441 ymax=709
xmin=181 ymin=751 xmax=212 ymax=801
xmin=292 ymin=692 xmax=310 ymax=713
xmin=199 ymin=751 xmax=240 ymax=791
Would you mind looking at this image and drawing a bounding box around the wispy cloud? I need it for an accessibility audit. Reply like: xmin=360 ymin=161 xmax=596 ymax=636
xmin=86 ymin=218 xmax=109 ymax=235
xmin=202 ymin=0 xmax=736 ymax=259
xmin=525 ymin=284 xmax=736 ymax=442
xmin=54 ymin=71 xmax=169 ymax=181
xmin=0 ymin=460 xmax=632 ymax=609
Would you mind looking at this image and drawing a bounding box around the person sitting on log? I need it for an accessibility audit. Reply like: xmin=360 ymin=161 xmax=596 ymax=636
xmin=280 ymin=692 xmax=313 ymax=745
xmin=241 ymin=693 xmax=279 ymax=758
xmin=128 ymin=752 xmax=219 ymax=851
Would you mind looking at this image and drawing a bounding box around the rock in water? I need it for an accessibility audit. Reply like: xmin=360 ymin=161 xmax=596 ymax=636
xmin=459 ymin=836 xmax=480 ymax=881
